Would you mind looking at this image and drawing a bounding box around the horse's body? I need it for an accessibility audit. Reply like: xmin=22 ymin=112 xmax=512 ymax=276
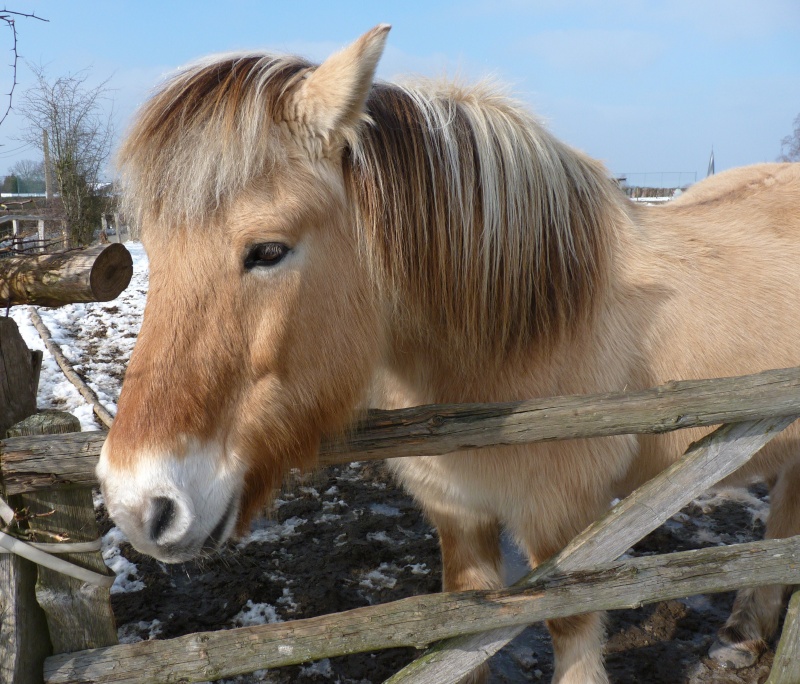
xmin=98 ymin=26 xmax=800 ymax=683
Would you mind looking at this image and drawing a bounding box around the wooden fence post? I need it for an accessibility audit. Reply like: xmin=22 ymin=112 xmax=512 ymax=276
xmin=10 ymin=413 xmax=118 ymax=658
xmin=1 ymin=317 xmax=117 ymax=681
xmin=4 ymin=410 xmax=117 ymax=676
xmin=767 ymin=587 xmax=800 ymax=684
xmin=18 ymin=484 xmax=117 ymax=655
xmin=0 ymin=318 xmax=52 ymax=684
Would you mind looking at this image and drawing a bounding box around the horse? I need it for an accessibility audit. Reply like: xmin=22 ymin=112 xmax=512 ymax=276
xmin=97 ymin=25 xmax=800 ymax=684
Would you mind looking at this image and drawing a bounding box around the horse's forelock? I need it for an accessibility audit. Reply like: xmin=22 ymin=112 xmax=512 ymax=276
xmin=117 ymin=53 xmax=313 ymax=231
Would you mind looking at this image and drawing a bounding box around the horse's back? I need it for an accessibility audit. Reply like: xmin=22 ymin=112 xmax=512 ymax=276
xmin=670 ymin=162 xmax=800 ymax=208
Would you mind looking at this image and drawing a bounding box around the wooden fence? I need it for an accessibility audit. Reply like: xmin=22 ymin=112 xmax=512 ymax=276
xmin=0 ymin=215 xmax=64 ymax=256
xmin=0 ymin=212 xmax=136 ymax=258
xmin=2 ymin=367 xmax=800 ymax=683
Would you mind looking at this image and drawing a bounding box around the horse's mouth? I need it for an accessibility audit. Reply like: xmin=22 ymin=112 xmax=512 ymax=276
xmin=201 ymin=495 xmax=239 ymax=553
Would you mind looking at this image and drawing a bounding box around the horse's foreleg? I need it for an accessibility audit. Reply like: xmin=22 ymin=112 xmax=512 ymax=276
xmin=711 ymin=458 xmax=800 ymax=668
xmin=522 ymin=516 xmax=610 ymax=684
xmin=547 ymin=613 xmax=608 ymax=684
xmin=430 ymin=510 xmax=503 ymax=684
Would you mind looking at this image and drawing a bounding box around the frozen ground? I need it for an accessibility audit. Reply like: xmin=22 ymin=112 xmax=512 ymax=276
xmin=9 ymin=241 xmax=784 ymax=683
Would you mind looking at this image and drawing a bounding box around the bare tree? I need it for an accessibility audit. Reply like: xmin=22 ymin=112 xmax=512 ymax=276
xmin=17 ymin=64 xmax=114 ymax=245
xmin=9 ymin=157 xmax=44 ymax=179
xmin=1 ymin=9 xmax=48 ymax=127
xmin=779 ymin=113 xmax=800 ymax=162
xmin=8 ymin=157 xmax=44 ymax=193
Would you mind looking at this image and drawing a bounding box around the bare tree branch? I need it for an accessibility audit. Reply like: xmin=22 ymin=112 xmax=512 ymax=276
xmin=0 ymin=9 xmax=48 ymax=128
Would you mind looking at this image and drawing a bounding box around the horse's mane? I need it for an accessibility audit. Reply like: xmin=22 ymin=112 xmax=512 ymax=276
xmin=119 ymin=53 xmax=625 ymax=357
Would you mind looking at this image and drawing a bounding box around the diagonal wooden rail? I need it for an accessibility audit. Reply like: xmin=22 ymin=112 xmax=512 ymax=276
xmin=384 ymin=414 xmax=797 ymax=683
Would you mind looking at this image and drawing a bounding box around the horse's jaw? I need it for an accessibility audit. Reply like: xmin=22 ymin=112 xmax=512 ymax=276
xmin=96 ymin=437 xmax=246 ymax=563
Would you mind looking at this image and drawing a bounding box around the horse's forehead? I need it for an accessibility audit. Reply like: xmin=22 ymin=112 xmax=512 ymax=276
xmin=142 ymin=158 xmax=342 ymax=257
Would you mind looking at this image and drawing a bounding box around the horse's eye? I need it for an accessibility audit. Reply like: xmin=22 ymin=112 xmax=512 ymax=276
xmin=244 ymin=243 xmax=290 ymax=270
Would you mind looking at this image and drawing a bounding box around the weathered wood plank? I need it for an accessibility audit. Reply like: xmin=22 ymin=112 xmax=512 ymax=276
xmin=43 ymin=534 xmax=800 ymax=684
xmin=1 ymin=431 xmax=106 ymax=494
xmin=327 ymin=366 xmax=800 ymax=461
xmin=767 ymin=587 xmax=800 ymax=684
xmin=0 ymin=243 xmax=132 ymax=308
xmin=385 ymin=415 xmax=798 ymax=684
xmin=3 ymin=367 xmax=800 ymax=495
xmin=0 ymin=546 xmax=52 ymax=684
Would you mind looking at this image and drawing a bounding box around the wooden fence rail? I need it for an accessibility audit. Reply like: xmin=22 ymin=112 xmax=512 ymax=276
xmin=43 ymin=534 xmax=800 ymax=684
xmin=386 ymin=414 xmax=797 ymax=683
xmin=3 ymin=365 xmax=800 ymax=496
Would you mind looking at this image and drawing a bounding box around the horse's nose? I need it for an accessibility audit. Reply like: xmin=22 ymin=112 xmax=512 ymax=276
xmin=149 ymin=496 xmax=178 ymax=543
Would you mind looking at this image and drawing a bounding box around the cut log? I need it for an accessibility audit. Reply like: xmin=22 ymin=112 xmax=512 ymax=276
xmin=0 ymin=243 xmax=133 ymax=308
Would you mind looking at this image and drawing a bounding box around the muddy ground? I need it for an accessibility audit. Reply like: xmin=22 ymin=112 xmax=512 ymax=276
xmin=100 ymin=462 xmax=781 ymax=684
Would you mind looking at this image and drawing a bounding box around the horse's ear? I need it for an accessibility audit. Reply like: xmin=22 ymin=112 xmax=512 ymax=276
xmin=292 ymin=24 xmax=390 ymax=140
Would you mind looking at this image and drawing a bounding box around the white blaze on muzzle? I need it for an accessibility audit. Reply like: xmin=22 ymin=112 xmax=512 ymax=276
xmin=96 ymin=438 xmax=247 ymax=563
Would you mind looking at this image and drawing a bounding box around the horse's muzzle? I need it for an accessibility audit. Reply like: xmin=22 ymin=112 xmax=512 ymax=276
xmin=96 ymin=437 xmax=245 ymax=563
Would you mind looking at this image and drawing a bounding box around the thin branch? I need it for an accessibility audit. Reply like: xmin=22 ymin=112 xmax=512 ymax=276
xmin=0 ymin=9 xmax=48 ymax=128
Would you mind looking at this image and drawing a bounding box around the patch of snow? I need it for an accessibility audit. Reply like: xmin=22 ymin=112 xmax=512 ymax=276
xmin=359 ymin=562 xmax=400 ymax=590
xmin=406 ymin=563 xmax=430 ymax=575
xmin=117 ymin=619 xmax=163 ymax=644
xmin=231 ymin=600 xmax=282 ymax=627
xmin=276 ymin=587 xmax=299 ymax=613
xmin=316 ymin=513 xmax=342 ymax=523
xmin=237 ymin=516 xmax=307 ymax=547
xmin=101 ymin=526 xmax=145 ymax=594
xmin=369 ymin=503 xmax=401 ymax=517
xmin=299 ymin=658 xmax=334 ymax=679
xmin=366 ymin=531 xmax=395 ymax=545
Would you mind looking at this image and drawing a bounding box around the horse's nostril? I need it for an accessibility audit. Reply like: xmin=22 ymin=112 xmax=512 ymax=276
xmin=150 ymin=497 xmax=177 ymax=542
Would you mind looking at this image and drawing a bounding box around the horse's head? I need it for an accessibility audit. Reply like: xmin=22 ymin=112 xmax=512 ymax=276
xmin=98 ymin=26 xmax=390 ymax=562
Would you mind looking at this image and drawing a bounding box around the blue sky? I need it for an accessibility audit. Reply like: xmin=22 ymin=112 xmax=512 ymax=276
xmin=1 ymin=1 xmax=798 ymax=184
